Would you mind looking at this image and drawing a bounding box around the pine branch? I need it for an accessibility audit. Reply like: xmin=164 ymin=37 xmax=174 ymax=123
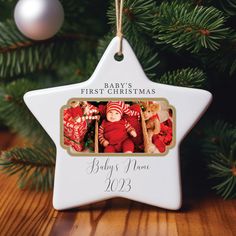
xmin=97 ymin=33 xmax=160 ymax=79
xmin=0 ymin=144 xmax=56 ymax=191
xmin=0 ymin=0 xmax=84 ymax=14
xmin=157 ymin=68 xmax=206 ymax=88
xmin=219 ymin=0 xmax=236 ymax=16
xmin=0 ymin=20 xmax=84 ymax=79
xmin=0 ymin=0 xmax=17 ymax=2
xmin=107 ymin=0 xmax=155 ymax=37
xmin=200 ymin=33 xmax=236 ymax=76
xmin=193 ymin=0 xmax=213 ymax=6
xmin=0 ymin=79 xmax=50 ymax=143
xmin=57 ymin=54 xmax=98 ymax=84
xmin=61 ymin=0 xmax=108 ymax=37
xmin=202 ymin=120 xmax=236 ymax=199
xmin=153 ymin=1 xmax=230 ymax=53
xmin=61 ymin=0 xmax=84 ymax=18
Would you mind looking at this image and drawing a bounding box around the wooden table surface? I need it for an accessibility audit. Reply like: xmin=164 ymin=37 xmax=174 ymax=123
xmin=0 ymin=132 xmax=236 ymax=236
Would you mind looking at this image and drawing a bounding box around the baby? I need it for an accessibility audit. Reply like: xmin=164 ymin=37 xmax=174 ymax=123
xmin=98 ymin=101 xmax=139 ymax=153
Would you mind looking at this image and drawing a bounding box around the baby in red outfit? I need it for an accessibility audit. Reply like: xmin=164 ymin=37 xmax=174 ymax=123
xmin=98 ymin=101 xmax=139 ymax=153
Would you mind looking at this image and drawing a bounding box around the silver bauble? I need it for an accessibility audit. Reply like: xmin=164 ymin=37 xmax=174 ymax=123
xmin=14 ymin=0 xmax=64 ymax=40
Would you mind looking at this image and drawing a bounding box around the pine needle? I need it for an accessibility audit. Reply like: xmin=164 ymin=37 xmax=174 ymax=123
xmin=202 ymin=120 xmax=236 ymax=199
xmin=0 ymin=145 xmax=56 ymax=192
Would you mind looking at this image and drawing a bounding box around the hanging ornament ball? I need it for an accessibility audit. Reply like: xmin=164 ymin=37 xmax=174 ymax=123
xmin=14 ymin=0 xmax=64 ymax=40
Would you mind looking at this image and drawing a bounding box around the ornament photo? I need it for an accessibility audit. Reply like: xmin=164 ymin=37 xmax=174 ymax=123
xmin=62 ymin=98 xmax=175 ymax=155
xmin=23 ymin=0 xmax=212 ymax=210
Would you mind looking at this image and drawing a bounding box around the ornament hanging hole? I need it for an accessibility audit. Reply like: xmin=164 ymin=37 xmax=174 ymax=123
xmin=114 ymin=53 xmax=124 ymax=61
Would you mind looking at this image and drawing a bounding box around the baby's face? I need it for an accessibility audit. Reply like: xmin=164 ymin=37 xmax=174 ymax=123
xmin=106 ymin=110 xmax=121 ymax=122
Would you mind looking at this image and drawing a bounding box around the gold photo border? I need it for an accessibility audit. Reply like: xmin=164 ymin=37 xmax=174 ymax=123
xmin=60 ymin=98 xmax=176 ymax=157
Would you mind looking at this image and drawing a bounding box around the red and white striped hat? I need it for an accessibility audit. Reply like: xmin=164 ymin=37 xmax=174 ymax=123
xmin=106 ymin=101 xmax=140 ymax=118
xmin=106 ymin=101 xmax=124 ymax=115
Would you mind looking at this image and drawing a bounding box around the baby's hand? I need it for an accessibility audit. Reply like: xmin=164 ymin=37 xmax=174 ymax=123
xmin=130 ymin=130 xmax=137 ymax=138
xmin=103 ymin=140 xmax=109 ymax=147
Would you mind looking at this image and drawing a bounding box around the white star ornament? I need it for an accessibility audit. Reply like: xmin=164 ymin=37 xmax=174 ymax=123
xmin=24 ymin=37 xmax=212 ymax=210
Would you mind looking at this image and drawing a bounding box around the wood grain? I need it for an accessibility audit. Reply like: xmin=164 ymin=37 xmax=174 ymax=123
xmin=95 ymin=120 xmax=99 ymax=153
xmin=0 ymin=132 xmax=236 ymax=236
xmin=141 ymin=110 xmax=150 ymax=154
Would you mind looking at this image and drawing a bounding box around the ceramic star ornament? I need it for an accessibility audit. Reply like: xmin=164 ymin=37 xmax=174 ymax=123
xmin=24 ymin=36 xmax=212 ymax=210
xmin=24 ymin=0 xmax=211 ymax=211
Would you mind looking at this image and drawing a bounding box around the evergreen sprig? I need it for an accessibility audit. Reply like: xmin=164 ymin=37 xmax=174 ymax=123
xmin=0 ymin=0 xmax=83 ymax=13
xmin=107 ymin=0 xmax=155 ymax=37
xmin=0 ymin=20 xmax=81 ymax=79
xmin=153 ymin=1 xmax=229 ymax=53
xmin=61 ymin=0 xmax=108 ymax=38
xmin=202 ymin=120 xmax=236 ymax=199
xmin=97 ymin=33 xmax=160 ymax=79
xmin=0 ymin=0 xmax=17 ymax=3
xmin=200 ymin=33 xmax=236 ymax=76
xmin=0 ymin=144 xmax=56 ymax=191
xmin=57 ymin=54 xmax=98 ymax=85
xmin=219 ymin=0 xmax=236 ymax=16
xmin=0 ymin=79 xmax=49 ymax=142
xmin=158 ymin=68 xmax=206 ymax=88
